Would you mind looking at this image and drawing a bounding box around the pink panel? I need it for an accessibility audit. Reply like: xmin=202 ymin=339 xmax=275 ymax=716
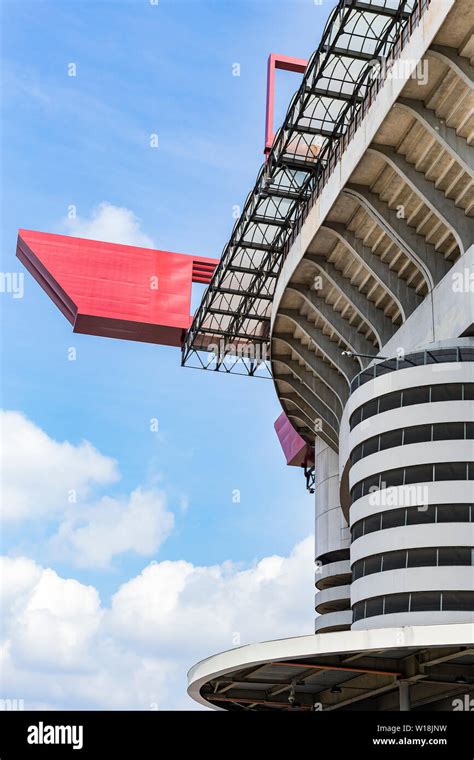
xmin=274 ymin=412 xmax=311 ymax=467
xmin=265 ymin=53 xmax=308 ymax=155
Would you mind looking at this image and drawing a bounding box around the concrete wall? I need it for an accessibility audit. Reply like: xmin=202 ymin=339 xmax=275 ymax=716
xmin=379 ymin=246 xmax=474 ymax=359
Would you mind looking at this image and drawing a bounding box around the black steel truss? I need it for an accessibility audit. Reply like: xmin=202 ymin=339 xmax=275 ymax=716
xmin=182 ymin=0 xmax=429 ymax=377
xmin=304 ymin=463 xmax=316 ymax=495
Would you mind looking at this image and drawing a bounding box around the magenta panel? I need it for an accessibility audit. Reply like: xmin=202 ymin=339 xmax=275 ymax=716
xmin=274 ymin=412 xmax=310 ymax=467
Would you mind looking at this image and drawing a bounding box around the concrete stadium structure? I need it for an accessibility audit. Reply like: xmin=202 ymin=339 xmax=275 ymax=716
xmin=15 ymin=0 xmax=474 ymax=714
xmin=186 ymin=0 xmax=474 ymax=710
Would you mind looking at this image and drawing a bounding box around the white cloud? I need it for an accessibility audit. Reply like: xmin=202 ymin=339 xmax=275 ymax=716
xmin=110 ymin=538 xmax=314 ymax=658
xmin=62 ymin=202 xmax=155 ymax=248
xmin=1 ymin=411 xmax=175 ymax=568
xmin=7 ymin=568 xmax=102 ymax=671
xmin=0 ymin=556 xmax=42 ymax=621
xmin=49 ymin=488 xmax=174 ymax=569
xmin=0 ymin=538 xmax=314 ymax=709
xmin=0 ymin=412 xmax=313 ymax=708
xmin=0 ymin=411 xmax=119 ymax=522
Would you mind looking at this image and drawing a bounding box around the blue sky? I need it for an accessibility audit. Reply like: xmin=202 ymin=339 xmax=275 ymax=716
xmin=0 ymin=0 xmax=333 ymax=709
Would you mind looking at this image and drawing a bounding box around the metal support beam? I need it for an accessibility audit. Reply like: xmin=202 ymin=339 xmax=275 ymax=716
xmin=183 ymin=0 xmax=430 ymax=374
xmin=274 ymin=661 xmax=403 ymax=677
xmin=324 ymin=682 xmax=399 ymax=711
xmin=205 ymin=694 xmax=311 ymax=709
xmin=252 ymin=215 xmax=288 ymax=227
xmin=352 ymin=1 xmax=410 ymax=18
xmin=259 ymin=186 xmax=308 ymax=201
xmin=304 ymin=254 xmax=396 ymax=347
xmin=304 ymin=85 xmax=363 ymax=103
xmin=420 ymin=648 xmax=474 ymax=669
xmin=292 ymin=124 xmax=337 ymax=138
xmin=323 ymin=222 xmax=421 ymax=319
xmin=278 ymin=156 xmax=319 ymax=173
xmin=208 ymin=308 xmax=269 ymax=321
xmin=323 ymin=46 xmax=375 ymax=62
xmin=227 ymin=265 xmax=278 ymax=278
xmin=369 ymin=144 xmax=473 ymax=252
xmin=235 ymin=240 xmax=280 ymax=252
xmin=208 ymin=286 xmax=273 ymax=301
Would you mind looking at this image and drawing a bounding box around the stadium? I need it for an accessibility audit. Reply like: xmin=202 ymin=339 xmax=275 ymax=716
xmin=16 ymin=0 xmax=474 ymax=711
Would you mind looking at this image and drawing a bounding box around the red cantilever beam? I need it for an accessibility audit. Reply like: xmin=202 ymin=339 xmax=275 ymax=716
xmin=16 ymin=229 xmax=218 ymax=347
xmin=264 ymin=53 xmax=307 ymax=155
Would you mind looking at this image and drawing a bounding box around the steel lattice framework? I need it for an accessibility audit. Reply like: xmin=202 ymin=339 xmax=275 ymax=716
xmin=182 ymin=0 xmax=429 ymax=377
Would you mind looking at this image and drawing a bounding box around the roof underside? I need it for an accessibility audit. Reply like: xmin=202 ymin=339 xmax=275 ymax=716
xmin=183 ymin=0 xmax=473 ymax=453
xmin=182 ymin=0 xmax=420 ymax=377
xmin=272 ymin=0 xmax=473 ymax=448
xmin=197 ymin=643 xmax=474 ymax=711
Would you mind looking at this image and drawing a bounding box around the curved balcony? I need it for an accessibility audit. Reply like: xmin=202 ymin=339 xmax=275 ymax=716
xmin=315 ymin=584 xmax=351 ymax=615
xmin=314 ymin=609 xmax=352 ymax=633
xmin=315 ymin=559 xmax=351 ymax=590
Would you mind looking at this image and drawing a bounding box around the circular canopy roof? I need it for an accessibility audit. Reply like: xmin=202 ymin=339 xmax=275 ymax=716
xmin=188 ymin=623 xmax=474 ymax=710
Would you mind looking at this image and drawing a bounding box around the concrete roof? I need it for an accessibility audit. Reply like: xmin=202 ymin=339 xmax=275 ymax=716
xmin=188 ymin=622 xmax=474 ymax=710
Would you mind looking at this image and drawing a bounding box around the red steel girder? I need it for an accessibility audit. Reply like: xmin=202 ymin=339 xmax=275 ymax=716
xmin=16 ymin=229 xmax=218 ymax=347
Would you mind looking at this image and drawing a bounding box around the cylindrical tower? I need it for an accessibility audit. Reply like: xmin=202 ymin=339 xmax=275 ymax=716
xmin=314 ymin=437 xmax=351 ymax=632
xmin=340 ymin=342 xmax=474 ymax=630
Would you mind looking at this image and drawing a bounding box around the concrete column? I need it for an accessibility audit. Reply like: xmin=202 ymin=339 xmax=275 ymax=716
xmin=399 ymin=681 xmax=411 ymax=711
xmin=315 ymin=436 xmax=349 ymax=563
xmin=314 ymin=436 xmax=351 ymax=632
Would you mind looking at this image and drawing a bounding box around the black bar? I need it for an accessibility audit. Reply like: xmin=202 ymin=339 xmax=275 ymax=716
xmin=1 ymin=710 xmax=473 ymax=758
